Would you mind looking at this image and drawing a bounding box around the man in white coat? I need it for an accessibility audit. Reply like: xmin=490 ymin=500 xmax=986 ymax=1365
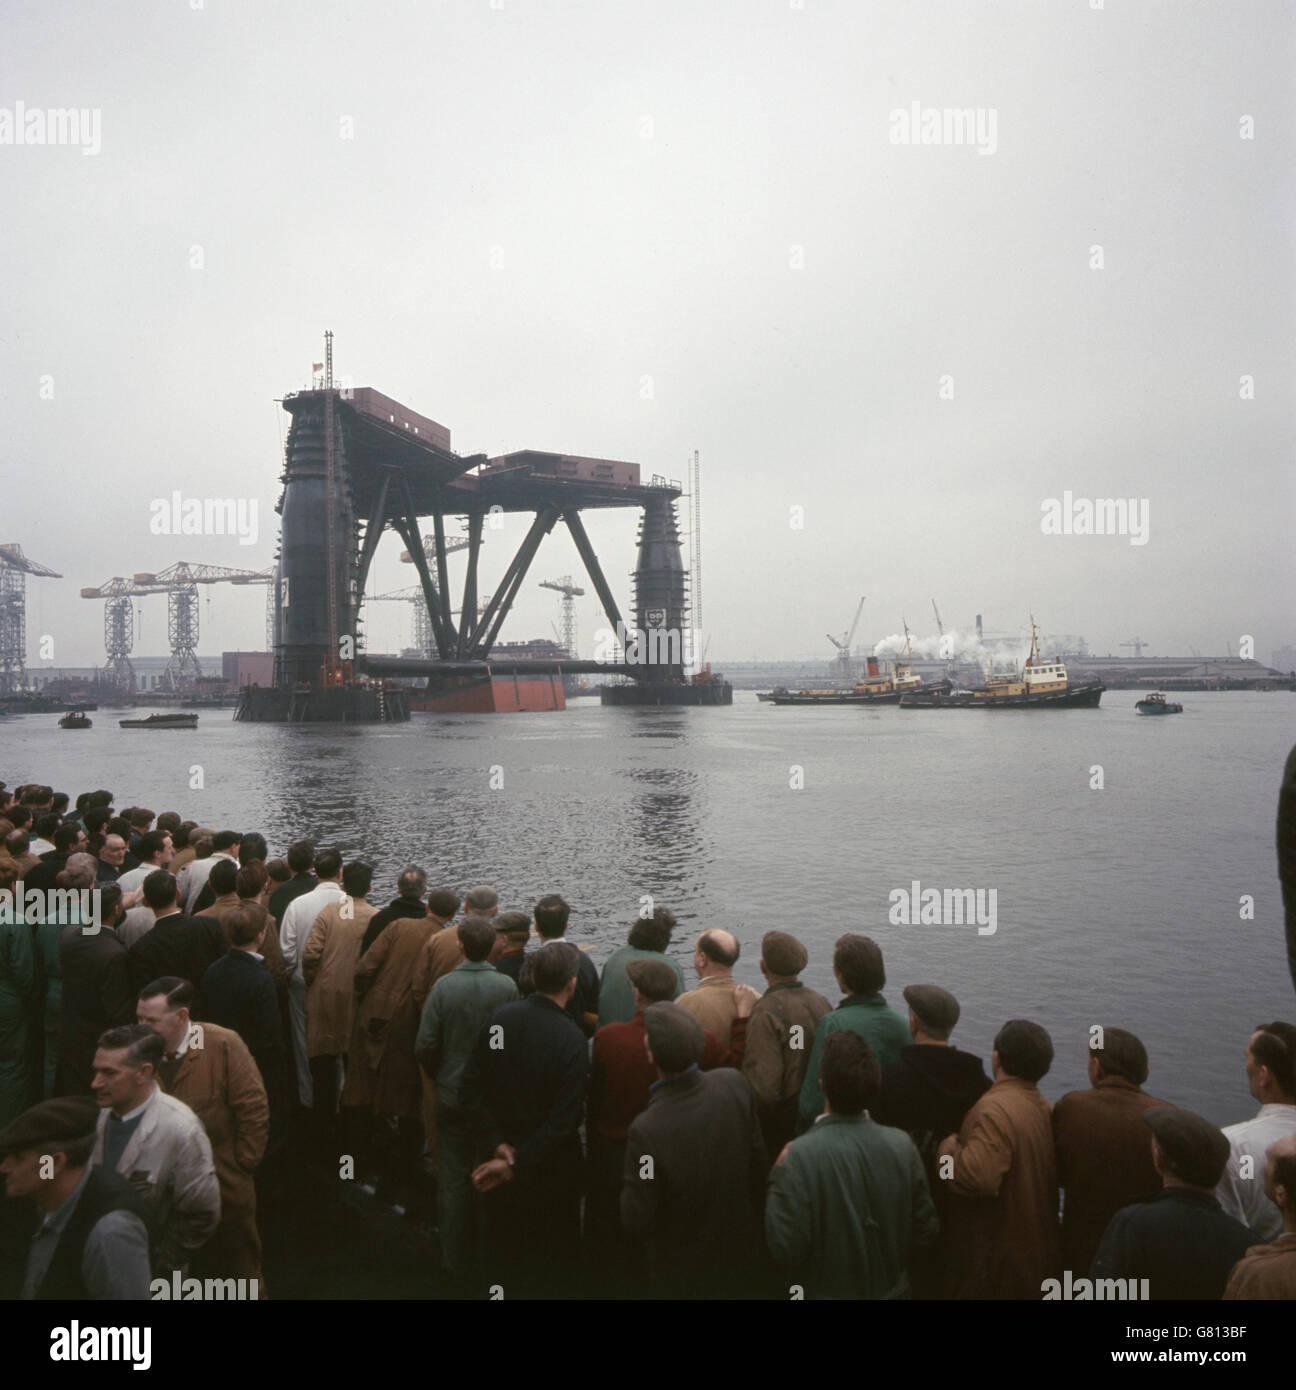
xmin=90 ymin=1023 xmax=220 ymax=1274
xmin=279 ymin=847 xmax=347 ymax=1110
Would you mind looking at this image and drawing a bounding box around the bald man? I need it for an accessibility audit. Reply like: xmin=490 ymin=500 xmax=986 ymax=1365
xmin=676 ymin=929 xmax=743 ymax=1048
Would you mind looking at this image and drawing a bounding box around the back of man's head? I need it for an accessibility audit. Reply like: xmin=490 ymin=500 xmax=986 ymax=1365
xmin=459 ymin=918 xmax=496 ymax=963
xmin=225 ymin=905 xmax=265 ymax=949
xmin=208 ymin=857 xmax=238 ymax=897
xmin=644 ymin=1002 xmax=704 ymax=1075
xmin=534 ymin=894 xmax=570 ymax=939
xmin=820 ymin=1030 xmax=881 ymax=1115
xmin=697 ymin=928 xmax=739 ymax=969
xmin=1090 ymin=1026 xmax=1149 ymax=1086
xmin=427 ymin=889 xmax=459 ymax=919
xmin=531 ymin=940 xmax=581 ymax=995
xmin=286 ymin=839 xmax=315 ymax=874
xmin=464 ymin=884 xmax=499 ymax=917
xmin=342 ymin=861 xmax=373 ymax=898
xmin=627 ymin=905 xmax=676 ymax=953
xmin=238 ymin=832 xmax=268 ymax=865
xmin=833 ymin=933 xmax=885 ymax=996
xmin=397 ymin=866 xmax=428 ymax=900
xmin=142 ymin=870 xmax=179 ymax=913
xmin=314 ymin=848 xmax=343 ymax=880
xmin=995 ymin=1018 xmax=1054 ymax=1083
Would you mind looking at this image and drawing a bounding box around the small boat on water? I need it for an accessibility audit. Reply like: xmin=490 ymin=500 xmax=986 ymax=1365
xmin=58 ymin=710 xmax=92 ymax=729
xmin=119 ymin=712 xmax=199 ymax=729
xmin=1136 ymin=692 xmax=1183 ymax=715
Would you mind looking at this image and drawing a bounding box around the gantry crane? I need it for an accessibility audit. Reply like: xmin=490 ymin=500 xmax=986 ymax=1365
xmin=538 ymin=576 xmax=585 ymax=659
xmin=82 ymin=562 xmax=274 ymax=691
xmin=366 ymin=585 xmax=485 ymax=658
xmin=0 ymin=544 xmax=62 ymax=693
xmin=827 ymin=596 xmax=866 ymax=680
xmin=1121 ymin=637 xmax=1149 ymax=659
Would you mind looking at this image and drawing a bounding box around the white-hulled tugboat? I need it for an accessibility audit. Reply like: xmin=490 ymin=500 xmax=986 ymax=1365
xmin=1135 ymin=691 xmax=1183 ymax=715
xmin=900 ymin=618 xmax=1105 ymax=708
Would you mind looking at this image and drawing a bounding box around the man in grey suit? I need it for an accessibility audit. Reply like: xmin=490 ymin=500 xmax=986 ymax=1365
xmin=621 ymin=1002 xmax=767 ymax=1298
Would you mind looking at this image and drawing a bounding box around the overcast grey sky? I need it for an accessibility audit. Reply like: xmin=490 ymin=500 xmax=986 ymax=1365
xmin=4 ymin=0 xmax=1292 ymax=670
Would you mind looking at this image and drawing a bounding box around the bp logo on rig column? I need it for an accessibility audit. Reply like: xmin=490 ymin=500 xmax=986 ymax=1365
xmin=645 ymin=608 xmax=666 ymax=628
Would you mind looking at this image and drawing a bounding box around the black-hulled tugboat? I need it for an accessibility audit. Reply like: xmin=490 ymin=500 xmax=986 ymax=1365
xmin=58 ymin=709 xmax=92 ymax=729
xmin=767 ymin=626 xmax=938 ymax=705
xmin=1135 ymin=691 xmax=1183 ymax=715
xmin=900 ymin=619 xmax=1104 ymax=708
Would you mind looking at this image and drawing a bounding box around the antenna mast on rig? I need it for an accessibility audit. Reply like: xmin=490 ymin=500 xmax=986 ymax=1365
xmin=688 ymin=449 xmax=702 ymax=649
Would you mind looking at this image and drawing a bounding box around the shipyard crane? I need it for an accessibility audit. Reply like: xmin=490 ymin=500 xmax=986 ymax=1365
xmin=1121 ymin=637 xmax=1149 ymax=659
xmin=82 ymin=563 xmax=274 ymax=691
xmin=827 ymin=596 xmax=866 ymax=679
xmin=538 ymin=575 xmax=585 ymax=658
xmin=0 ymin=545 xmax=62 ymax=693
xmin=366 ymin=586 xmax=486 ymax=659
xmin=931 ymin=600 xmax=945 ymax=636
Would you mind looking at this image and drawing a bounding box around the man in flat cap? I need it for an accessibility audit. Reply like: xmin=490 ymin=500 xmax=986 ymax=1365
xmin=1051 ymin=1026 xmax=1174 ymax=1276
xmin=1224 ymin=1134 xmax=1296 ymax=1299
xmin=1091 ymin=1106 xmax=1253 ymax=1299
xmin=742 ymin=931 xmax=831 ymax=1161
xmin=620 ymin=1002 xmax=767 ymax=1298
xmin=871 ymin=984 xmax=991 ymax=1295
xmin=586 ymin=958 xmax=754 ymax=1277
xmin=0 ymin=1095 xmax=151 ymax=1299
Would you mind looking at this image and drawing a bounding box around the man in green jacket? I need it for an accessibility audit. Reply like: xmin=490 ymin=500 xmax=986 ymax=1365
xmin=415 ymin=918 xmax=518 ymax=1282
xmin=768 ymin=1030 xmax=938 ymax=1298
xmin=796 ymin=934 xmax=910 ymax=1132
xmin=596 ymin=906 xmax=684 ymax=1028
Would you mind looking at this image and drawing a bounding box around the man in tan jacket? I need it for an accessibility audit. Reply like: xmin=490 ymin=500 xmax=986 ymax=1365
xmin=938 ymin=1018 xmax=1060 ymax=1299
xmin=302 ymin=861 xmax=377 ymax=1152
xmin=676 ymin=928 xmax=743 ymax=1047
xmin=741 ymin=930 xmax=832 ymax=1160
xmin=137 ymin=977 xmax=269 ymax=1287
xmin=343 ymin=904 xmax=438 ymax=1202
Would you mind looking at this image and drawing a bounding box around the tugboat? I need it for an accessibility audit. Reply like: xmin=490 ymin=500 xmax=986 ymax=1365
xmin=58 ymin=709 xmax=92 ymax=729
xmin=768 ymin=626 xmax=936 ymax=705
xmin=119 ymin=711 xmax=200 ymax=729
xmin=900 ymin=619 xmax=1105 ymax=708
xmin=1135 ymin=691 xmax=1183 ymax=715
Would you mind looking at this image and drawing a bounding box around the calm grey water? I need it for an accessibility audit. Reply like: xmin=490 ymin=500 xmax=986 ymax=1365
xmin=4 ymin=691 xmax=1293 ymax=1123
